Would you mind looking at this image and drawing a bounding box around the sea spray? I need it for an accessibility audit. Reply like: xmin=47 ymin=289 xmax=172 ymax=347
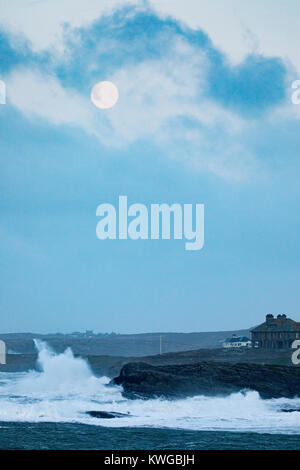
xmin=0 ymin=342 xmax=300 ymax=433
xmin=29 ymin=340 xmax=101 ymax=396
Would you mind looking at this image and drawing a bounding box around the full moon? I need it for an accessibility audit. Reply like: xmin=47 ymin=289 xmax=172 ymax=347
xmin=91 ymin=81 xmax=119 ymax=109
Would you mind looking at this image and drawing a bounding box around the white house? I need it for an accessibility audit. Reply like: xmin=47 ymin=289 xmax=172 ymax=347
xmin=223 ymin=334 xmax=252 ymax=349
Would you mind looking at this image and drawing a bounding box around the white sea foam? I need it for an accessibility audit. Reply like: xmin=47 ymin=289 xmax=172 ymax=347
xmin=0 ymin=340 xmax=300 ymax=434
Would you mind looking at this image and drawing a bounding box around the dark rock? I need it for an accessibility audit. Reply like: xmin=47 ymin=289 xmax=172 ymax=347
xmin=280 ymin=408 xmax=300 ymax=413
xmin=86 ymin=410 xmax=130 ymax=419
xmin=112 ymin=361 xmax=300 ymax=400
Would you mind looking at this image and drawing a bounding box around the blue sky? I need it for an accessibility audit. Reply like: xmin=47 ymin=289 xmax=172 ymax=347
xmin=0 ymin=1 xmax=300 ymax=333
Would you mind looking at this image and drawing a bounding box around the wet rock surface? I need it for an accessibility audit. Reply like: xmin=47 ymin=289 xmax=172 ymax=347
xmin=85 ymin=411 xmax=130 ymax=419
xmin=112 ymin=361 xmax=300 ymax=400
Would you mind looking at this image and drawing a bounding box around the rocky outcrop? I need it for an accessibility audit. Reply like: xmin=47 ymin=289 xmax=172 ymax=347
xmin=85 ymin=411 xmax=130 ymax=419
xmin=112 ymin=361 xmax=300 ymax=399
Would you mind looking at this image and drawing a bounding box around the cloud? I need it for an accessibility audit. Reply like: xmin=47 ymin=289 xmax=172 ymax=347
xmin=0 ymin=0 xmax=140 ymax=53
xmin=5 ymin=36 xmax=254 ymax=180
xmin=1 ymin=6 xmax=296 ymax=181
xmin=149 ymin=0 xmax=300 ymax=73
xmin=1 ymin=0 xmax=300 ymax=75
xmin=104 ymin=39 xmax=255 ymax=179
xmin=6 ymin=68 xmax=95 ymax=132
xmin=108 ymin=39 xmax=208 ymax=141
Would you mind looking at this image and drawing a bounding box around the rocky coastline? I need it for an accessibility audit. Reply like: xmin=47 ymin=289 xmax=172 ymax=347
xmin=112 ymin=361 xmax=300 ymax=400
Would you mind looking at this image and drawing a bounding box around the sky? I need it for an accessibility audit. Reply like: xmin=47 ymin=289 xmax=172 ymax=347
xmin=0 ymin=0 xmax=300 ymax=334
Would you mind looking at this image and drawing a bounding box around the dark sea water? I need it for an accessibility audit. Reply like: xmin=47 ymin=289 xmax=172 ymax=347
xmin=1 ymin=342 xmax=300 ymax=450
xmin=0 ymin=423 xmax=300 ymax=450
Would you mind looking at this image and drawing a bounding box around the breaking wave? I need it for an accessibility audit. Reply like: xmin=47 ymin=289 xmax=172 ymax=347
xmin=0 ymin=340 xmax=300 ymax=434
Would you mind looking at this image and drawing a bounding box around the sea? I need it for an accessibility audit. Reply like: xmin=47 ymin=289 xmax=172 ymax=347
xmin=0 ymin=341 xmax=300 ymax=450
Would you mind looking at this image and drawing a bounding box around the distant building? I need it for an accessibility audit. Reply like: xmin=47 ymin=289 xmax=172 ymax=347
xmin=69 ymin=331 xmax=95 ymax=338
xmin=70 ymin=331 xmax=83 ymax=338
xmin=85 ymin=330 xmax=94 ymax=337
xmin=223 ymin=334 xmax=252 ymax=348
xmin=251 ymin=314 xmax=300 ymax=349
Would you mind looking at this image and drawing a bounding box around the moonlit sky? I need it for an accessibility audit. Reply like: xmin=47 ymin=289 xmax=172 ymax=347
xmin=0 ymin=1 xmax=300 ymax=333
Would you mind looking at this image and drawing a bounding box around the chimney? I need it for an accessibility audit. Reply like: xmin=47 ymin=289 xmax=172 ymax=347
xmin=277 ymin=314 xmax=287 ymax=322
xmin=266 ymin=314 xmax=274 ymax=325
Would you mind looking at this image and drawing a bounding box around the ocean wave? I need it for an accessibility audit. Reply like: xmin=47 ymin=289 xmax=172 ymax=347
xmin=0 ymin=340 xmax=300 ymax=434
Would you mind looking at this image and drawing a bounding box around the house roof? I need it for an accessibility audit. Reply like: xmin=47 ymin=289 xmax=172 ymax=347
xmin=251 ymin=317 xmax=300 ymax=332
